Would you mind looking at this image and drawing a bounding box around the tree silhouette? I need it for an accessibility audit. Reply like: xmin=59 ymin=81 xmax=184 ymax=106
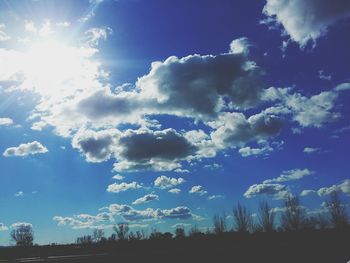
xmin=114 ymin=223 xmax=130 ymax=241
xmin=326 ymin=191 xmax=349 ymax=230
xmin=257 ymin=201 xmax=275 ymax=232
xmin=213 ymin=212 xmax=227 ymax=234
xmin=174 ymin=227 xmax=186 ymax=238
xmin=10 ymin=224 xmax=34 ymax=247
xmin=281 ymin=195 xmax=307 ymax=231
xmin=233 ymin=203 xmax=253 ymax=233
xmin=92 ymin=229 xmax=104 ymax=243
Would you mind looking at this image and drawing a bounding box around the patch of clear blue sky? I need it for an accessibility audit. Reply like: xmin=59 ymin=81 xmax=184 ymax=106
xmin=0 ymin=0 xmax=349 ymax=245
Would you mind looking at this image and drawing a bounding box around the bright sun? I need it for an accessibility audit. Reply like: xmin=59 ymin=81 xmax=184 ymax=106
xmin=21 ymin=39 xmax=98 ymax=98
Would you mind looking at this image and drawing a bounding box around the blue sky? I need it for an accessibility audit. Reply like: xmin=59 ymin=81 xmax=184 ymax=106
xmin=0 ymin=0 xmax=350 ymax=245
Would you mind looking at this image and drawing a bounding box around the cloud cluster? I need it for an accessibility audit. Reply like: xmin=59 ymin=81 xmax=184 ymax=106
xmin=244 ymin=183 xmax=289 ymax=199
xmin=107 ymin=182 xmax=142 ymax=193
xmin=3 ymin=141 xmax=48 ymax=157
xmin=262 ymin=0 xmax=350 ymax=47
xmin=154 ymin=176 xmax=185 ymax=189
xmin=301 ymin=179 xmax=350 ymax=197
xmin=53 ymin=212 xmax=113 ymax=229
xmin=0 ymin=24 xmax=11 ymax=41
xmin=189 ymin=185 xmax=208 ymax=196
xmin=263 ymin=168 xmax=314 ymax=183
xmin=244 ymin=168 xmax=313 ymax=199
xmin=0 ymin=223 xmax=8 ymax=231
xmin=0 ymin=117 xmax=13 ymax=126
xmin=132 ymin=194 xmax=159 ymax=205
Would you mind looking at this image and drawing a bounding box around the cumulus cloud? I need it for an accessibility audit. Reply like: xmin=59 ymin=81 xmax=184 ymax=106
xmin=207 ymin=195 xmax=224 ymax=200
xmin=132 ymin=194 xmax=159 ymax=205
xmin=0 ymin=117 xmax=13 ymax=126
xmin=263 ymin=168 xmax=314 ymax=183
xmin=208 ymin=111 xmax=283 ymax=149
xmin=14 ymin=191 xmax=24 ymax=197
xmin=53 ymin=212 xmax=113 ymax=229
xmin=263 ymin=87 xmax=340 ymax=128
xmin=303 ymin=147 xmax=322 ymax=154
xmin=72 ymin=129 xmax=118 ymax=163
xmin=11 ymin=222 xmax=33 ymax=228
xmin=168 ymin=188 xmax=181 ymax=194
xmin=112 ymin=174 xmax=124 ymax=181
xmin=114 ymin=129 xmax=196 ymax=172
xmin=189 ymin=185 xmax=208 ymax=196
xmin=335 ymin=82 xmax=350 ymax=91
xmin=154 ymin=176 xmax=185 ymax=189
xmin=239 ymin=140 xmax=283 ymax=157
xmin=244 ymin=183 xmax=290 ymax=199
xmin=106 ymin=182 xmax=142 ymax=193
xmin=0 ymin=24 xmax=11 ymax=41
xmin=300 ymin=189 xmax=316 ymax=197
xmin=3 ymin=141 xmax=48 ymax=157
xmin=262 ymin=0 xmax=350 ymax=47
xmin=136 ymin=51 xmax=264 ymax=118
xmin=301 ymin=180 xmax=350 ymax=197
xmin=317 ymin=179 xmax=350 ymax=196
xmin=0 ymin=223 xmax=8 ymax=231
xmin=104 ymin=203 xmax=192 ymax=221
xmin=84 ymin=26 xmax=112 ymax=47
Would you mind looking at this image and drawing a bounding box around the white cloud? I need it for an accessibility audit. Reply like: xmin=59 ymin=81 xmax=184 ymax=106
xmin=208 ymin=111 xmax=283 ymax=149
xmin=3 ymin=141 xmax=48 ymax=157
xmin=335 ymin=82 xmax=350 ymax=91
xmin=72 ymin=129 xmax=119 ymax=163
xmin=262 ymin=0 xmax=350 ymax=47
xmin=11 ymin=222 xmax=33 ymax=228
xmin=0 ymin=223 xmax=8 ymax=231
xmin=106 ymin=182 xmax=142 ymax=193
xmin=301 ymin=179 xmax=350 ymax=197
xmin=189 ymin=185 xmax=208 ymax=196
xmin=263 ymin=168 xmax=314 ymax=183
xmin=244 ymin=183 xmax=290 ymax=199
xmin=318 ymin=70 xmax=331 ymax=81
xmin=103 ymin=203 xmax=193 ymax=221
xmin=84 ymin=27 xmax=112 ymax=47
xmin=154 ymin=176 xmax=185 ymax=189
xmin=0 ymin=24 xmax=11 ymax=41
xmin=263 ymin=87 xmax=340 ymax=128
xmin=132 ymin=194 xmax=159 ymax=205
xmin=53 ymin=212 xmax=113 ymax=229
xmin=317 ymin=179 xmax=350 ymax=196
xmin=207 ymin=195 xmax=224 ymax=200
xmin=229 ymin=37 xmax=251 ymax=55
xmin=303 ymin=147 xmax=322 ymax=154
xmin=112 ymin=174 xmax=124 ymax=181
xmin=14 ymin=191 xmax=24 ymax=197
xmin=168 ymin=188 xmax=181 ymax=194
xmin=238 ymin=140 xmax=283 ymax=157
xmin=0 ymin=117 xmax=13 ymax=126
xmin=300 ymin=189 xmax=316 ymax=197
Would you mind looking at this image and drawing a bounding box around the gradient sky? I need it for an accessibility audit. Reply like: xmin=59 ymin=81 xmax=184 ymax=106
xmin=0 ymin=0 xmax=350 ymax=245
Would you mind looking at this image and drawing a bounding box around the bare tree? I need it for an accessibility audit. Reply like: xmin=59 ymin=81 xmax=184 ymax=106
xmin=174 ymin=227 xmax=186 ymax=238
xmin=92 ymin=229 xmax=104 ymax=243
xmin=281 ymin=195 xmax=307 ymax=231
xmin=188 ymin=224 xmax=201 ymax=237
xmin=213 ymin=212 xmax=227 ymax=235
xmin=10 ymin=224 xmax=34 ymax=246
xmin=76 ymin=235 xmax=92 ymax=245
xmin=114 ymin=223 xmax=130 ymax=241
xmin=233 ymin=203 xmax=253 ymax=233
xmin=326 ymin=191 xmax=349 ymax=229
xmin=258 ymin=201 xmax=275 ymax=232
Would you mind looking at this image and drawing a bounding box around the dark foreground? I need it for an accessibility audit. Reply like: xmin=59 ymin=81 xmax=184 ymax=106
xmin=1 ymin=230 xmax=349 ymax=263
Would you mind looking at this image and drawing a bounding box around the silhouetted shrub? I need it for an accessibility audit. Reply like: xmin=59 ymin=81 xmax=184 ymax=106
xmin=233 ymin=203 xmax=253 ymax=233
xmin=280 ymin=195 xmax=308 ymax=231
xmin=10 ymin=224 xmax=34 ymax=247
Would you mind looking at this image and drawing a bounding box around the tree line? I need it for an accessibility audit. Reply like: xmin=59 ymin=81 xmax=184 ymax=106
xmin=8 ymin=191 xmax=349 ymax=246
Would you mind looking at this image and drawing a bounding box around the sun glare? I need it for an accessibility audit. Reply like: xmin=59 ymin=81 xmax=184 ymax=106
xmin=21 ymin=39 xmax=98 ymax=98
